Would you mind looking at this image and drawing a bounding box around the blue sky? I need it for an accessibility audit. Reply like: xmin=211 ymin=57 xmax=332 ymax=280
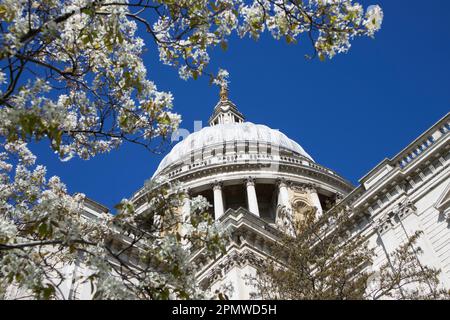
xmin=31 ymin=0 xmax=450 ymax=209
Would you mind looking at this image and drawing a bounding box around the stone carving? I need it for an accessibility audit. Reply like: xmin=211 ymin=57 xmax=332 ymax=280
xmin=212 ymin=180 xmax=223 ymax=191
xmin=335 ymin=192 xmax=344 ymax=203
xmin=373 ymin=198 xmax=417 ymax=235
xmin=244 ymin=176 xmax=255 ymax=187
xmin=393 ymin=199 xmax=417 ymax=220
xmin=200 ymin=250 xmax=264 ymax=289
xmin=276 ymin=178 xmax=289 ymax=188
xmin=290 ymin=182 xmax=317 ymax=193
xmin=291 ymin=199 xmax=316 ymax=226
xmin=372 ymin=216 xmax=394 ymax=235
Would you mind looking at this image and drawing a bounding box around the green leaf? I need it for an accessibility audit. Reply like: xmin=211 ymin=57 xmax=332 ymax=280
xmin=82 ymin=35 xmax=90 ymax=45
xmin=38 ymin=223 xmax=48 ymax=238
xmin=220 ymin=40 xmax=228 ymax=51
xmin=117 ymin=31 xmax=124 ymax=44
xmin=209 ymin=1 xmax=218 ymax=12
xmin=285 ymin=35 xmax=295 ymax=44
xmin=42 ymin=284 xmax=55 ymax=299
xmin=114 ymin=203 xmax=124 ymax=211
xmin=0 ymin=4 xmax=14 ymax=22
xmin=160 ymin=288 xmax=170 ymax=300
xmin=81 ymin=8 xmax=95 ymax=17
xmin=178 ymin=290 xmax=190 ymax=299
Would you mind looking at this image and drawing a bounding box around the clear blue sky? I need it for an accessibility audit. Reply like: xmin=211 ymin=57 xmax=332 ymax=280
xmin=31 ymin=0 xmax=450 ymax=209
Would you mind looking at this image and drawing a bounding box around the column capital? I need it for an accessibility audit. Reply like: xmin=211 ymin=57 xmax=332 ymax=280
xmin=392 ymin=198 xmax=417 ymax=221
xmin=212 ymin=180 xmax=223 ymax=191
xmin=371 ymin=217 xmax=392 ymax=235
xmin=276 ymin=178 xmax=290 ymax=189
xmin=183 ymin=188 xmax=192 ymax=197
xmin=334 ymin=192 xmax=344 ymax=202
xmin=244 ymin=176 xmax=256 ymax=187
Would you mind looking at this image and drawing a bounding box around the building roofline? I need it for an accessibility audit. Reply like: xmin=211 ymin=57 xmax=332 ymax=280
xmin=359 ymin=111 xmax=450 ymax=185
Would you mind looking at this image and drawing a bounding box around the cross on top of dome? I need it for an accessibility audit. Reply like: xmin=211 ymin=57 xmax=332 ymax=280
xmin=209 ymin=83 xmax=245 ymax=126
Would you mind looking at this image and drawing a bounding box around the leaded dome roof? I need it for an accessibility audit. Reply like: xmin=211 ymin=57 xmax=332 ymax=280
xmin=152 ymin=84 xmax=314 ymax=178
xmin=153 ymin=121 xmax=314 ymax=177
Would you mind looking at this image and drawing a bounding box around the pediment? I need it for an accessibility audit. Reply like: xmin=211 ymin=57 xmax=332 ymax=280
xmin=435 ymin=183 xmax=450 ymax=213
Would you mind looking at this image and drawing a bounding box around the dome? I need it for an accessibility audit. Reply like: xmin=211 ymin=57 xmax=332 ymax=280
xmin=153 ymin=122 xmax=314 ymax=177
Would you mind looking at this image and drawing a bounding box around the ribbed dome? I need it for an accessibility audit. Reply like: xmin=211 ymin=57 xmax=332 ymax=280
xmin=154 ymin=122 xmax=313 ymax=177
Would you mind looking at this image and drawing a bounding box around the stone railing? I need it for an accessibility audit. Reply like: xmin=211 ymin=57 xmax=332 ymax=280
xmin=160 ymin=147 xmax=313 ymax=179
xmin=161 ymin=151 xmax=341 ymax=180
xmin=131 ymin=149 xmax=346 ymax=202
xmin=395 ymin=114 xmax=449 ymax=169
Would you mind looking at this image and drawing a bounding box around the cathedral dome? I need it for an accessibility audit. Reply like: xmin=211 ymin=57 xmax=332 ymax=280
xmin=133 ymin=84 xmax=353 ymax=230
xmin=154 ymin=122 xmax=314 ymax=177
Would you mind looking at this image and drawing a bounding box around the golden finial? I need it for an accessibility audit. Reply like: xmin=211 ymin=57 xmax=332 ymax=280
xmin=220 ymin=83 xmax=228 ymax=101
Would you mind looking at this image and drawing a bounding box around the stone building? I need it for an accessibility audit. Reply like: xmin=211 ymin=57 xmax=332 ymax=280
xmin=129 ymin=87 xmax=450 ymax=299
xmin=9 ymin=86 xmax=448 ymax=300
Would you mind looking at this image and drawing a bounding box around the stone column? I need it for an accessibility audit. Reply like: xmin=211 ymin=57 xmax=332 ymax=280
xmin=245 ymin=177 xmax=260 ymax=216
xmin=182 ymin=189 xmax=191 ymax=221
xmin=179 ymin=190 xmax=191 ymax=247
xmin=276 ymin=178 xmax=294 ymax=235
xmin=277 ymin=178 xmax=290 ymax=209
xmin=212 ymin=181 xmax=225 ymax=220
xmin=181 ymin=189 xmax=191 ymax=228
xmin=307 ymin=184 xmax=323 ymax=216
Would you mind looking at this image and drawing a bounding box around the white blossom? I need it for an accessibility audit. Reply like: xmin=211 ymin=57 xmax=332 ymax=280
xmin=0 ymin=0 xmax=382 ymax=300
xmin=364 ymin=5 xmax=384 ymax=36
xmin=213 ymin=69 xmax=230 ymax=88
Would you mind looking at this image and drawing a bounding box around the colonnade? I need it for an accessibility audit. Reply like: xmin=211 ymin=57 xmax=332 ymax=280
xmin=182 ymin=178 xmax=317 ymax=220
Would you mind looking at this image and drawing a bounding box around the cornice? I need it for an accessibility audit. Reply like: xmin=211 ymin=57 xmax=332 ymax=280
xmin=171 ymin=159 xmax=352 ymax=192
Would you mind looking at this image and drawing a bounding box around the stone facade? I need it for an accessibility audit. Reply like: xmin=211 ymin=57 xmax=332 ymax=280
xmin=34 ymin=88 xmax=450 ymax=300
xmin=138 ymin=89 xmax=450 ymax=299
